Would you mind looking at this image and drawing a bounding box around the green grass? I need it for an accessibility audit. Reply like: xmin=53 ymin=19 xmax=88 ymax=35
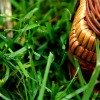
xmin=0 ymin=0 xmax=100 ymax=100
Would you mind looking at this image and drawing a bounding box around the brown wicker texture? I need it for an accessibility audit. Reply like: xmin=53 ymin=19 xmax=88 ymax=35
xmin=69 ymin=0 xmax=100 ymax=65
xmin=69 ymin=0 xmax=100 ymax=91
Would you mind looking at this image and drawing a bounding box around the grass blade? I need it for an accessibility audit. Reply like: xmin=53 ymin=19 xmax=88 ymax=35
xmin=62 ymin=85 xmax=87 ymax=100
xmin=0 ymin=92 xmax=11 ymax=100
xmin=38 ymin=52 xmax=54 ymax=100
xmin=16 ymin=59 xmax=29 ymax=77
xmin=74 ymin=57 xmax=86 ymax=86
xmin=0 ymin=66 xmax=9 ymax=87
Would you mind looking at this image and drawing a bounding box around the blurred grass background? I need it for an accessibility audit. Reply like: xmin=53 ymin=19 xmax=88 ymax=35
xmin=0 ymin=0 xmax=100 ymax=100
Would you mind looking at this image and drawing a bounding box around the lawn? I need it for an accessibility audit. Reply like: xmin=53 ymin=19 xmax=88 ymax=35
xmin=0 ymin=0 xmax=100 ymax=100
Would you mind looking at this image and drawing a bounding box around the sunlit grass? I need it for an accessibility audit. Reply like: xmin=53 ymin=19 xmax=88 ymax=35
xmin=0 ymin=0 xmax=100 ymax=100
xmin=38 ymin=52 xmax=54 ymax=100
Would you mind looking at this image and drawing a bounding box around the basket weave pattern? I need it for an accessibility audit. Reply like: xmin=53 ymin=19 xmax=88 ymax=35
xmin=69 ymin=0 xmax=100 ymax=75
